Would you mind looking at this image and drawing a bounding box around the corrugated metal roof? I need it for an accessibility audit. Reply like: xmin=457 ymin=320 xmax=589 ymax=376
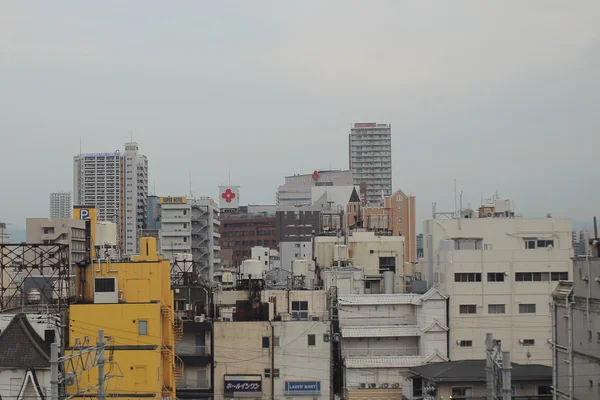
xmin=338 ymin=294 xmax=422 ymax=306
xmin=341 ymin=325 xmax=421 ymax=338
xmin=345 ymin=355 xmax=425 ymax=369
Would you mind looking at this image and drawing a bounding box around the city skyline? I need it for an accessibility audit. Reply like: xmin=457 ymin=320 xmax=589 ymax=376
xmin=1 ymin=2 xmax=599 ymax=229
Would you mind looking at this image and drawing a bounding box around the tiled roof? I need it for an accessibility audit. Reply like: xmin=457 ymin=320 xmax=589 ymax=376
xmin=338 ymin=294 xmax=422 ymax=306
xmin=341 ymin=325 xmax=421 ymax=338
xmin=0 ymin=313 xmax=50 ymax=369
xmin=410 ymin=360 xmax=551 ymax=382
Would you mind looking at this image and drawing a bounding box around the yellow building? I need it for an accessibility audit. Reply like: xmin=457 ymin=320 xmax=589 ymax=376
xmin=66 ymin=236 xmax=183 ymax=399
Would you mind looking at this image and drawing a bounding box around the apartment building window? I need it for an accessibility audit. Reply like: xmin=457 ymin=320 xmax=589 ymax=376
xmin=488 ymin=304 xmax=506 ymax=314
xmin=308 ymin=334 xmax=316 ymax=346
xmin=454 ymin=239 xmax=482 ymax=250
xmin=458 ymin=340 xmax=473 ymax=347
xmin=292 ymin=301 xmax=309 ymax=320
xmin=551 ymin=272 xmax=569 ymax=281
xmin=459 ymin=305 xmax=477 ymax=314
xmin=487 ymin=273 xmax=505 ymax=282
xmin=589 ymin=331 xmax=593 ymax=341
xmin=519 ymin=304 xmax=536 ymax=314
xmin=138 ymin=320 xmax=148 ymax=336
xmin=451 ymin=387 xmax=472 ymax=399
xmin=525 ymin=239 xmax=555 ymax=249
xmin=521 ymin=339 xmax=535 ymax=346
xmin=262 ymin=337 xmax=270 ymax=348
xmin=455 ymin=273 xmax=481 ymax=282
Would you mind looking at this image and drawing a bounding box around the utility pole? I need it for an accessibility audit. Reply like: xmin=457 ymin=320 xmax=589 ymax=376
xmin=97 ymin=330 xmax=106 ymax=400
xmin=50 ymin=342 xmax=59 ymax=400
xmin=485 ymin=333 xmax=494 ymax=400
xmin=502 ymin=351 xmax=512 ymax=400
xmin=485 ymin=333 xmax=511 ymax=400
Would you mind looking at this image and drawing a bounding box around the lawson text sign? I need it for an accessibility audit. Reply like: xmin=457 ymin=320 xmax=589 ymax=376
xmin=285 ymin=381 xmax=321 ymax=394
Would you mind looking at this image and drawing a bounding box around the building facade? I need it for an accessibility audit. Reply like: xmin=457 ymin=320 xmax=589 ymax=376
xmin=67 ymin=237 xmax=182 ymax=399
xmin=160 ymin=196 xmax=221 ymax=281
xmin=26 ymin=217 xmax=87 ymax=274
xmin=220 ymin=213 xmax=277 ymax=269
xmin=551 ymin=240 xmax=600 ymax=400
xmin=276 ymin=170 xmax=354 ymax=207
xmin=572 ymin=229 xmax=593 ymax=257
xmin=49 ymin=191 xmax=72 ymax=218
xmin=276 ymin=210 xmax=321 ymax=271
xmin=422 ymin=211 xmax=572 ymax=365
xmin=362 ymin=188 xmax=417 ymax=262
xmin=348 ymin=123 xmax=392 ymax=205
xmin=339 ymin=288 xmax=449 ymax=398
xmin=73 ymin=142 xmax=148 ymax=254
xmin=417 ymin=233 xmax=424 ymax=259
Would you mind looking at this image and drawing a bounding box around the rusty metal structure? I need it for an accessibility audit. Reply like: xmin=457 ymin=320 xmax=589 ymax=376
xmin=0 ymin=243 xmax=71 ymax=313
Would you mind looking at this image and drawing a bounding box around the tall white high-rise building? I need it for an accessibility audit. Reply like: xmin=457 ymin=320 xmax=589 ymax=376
xmin=73 ymin=142 xmax=148 ymax=255
xmin=123 ymin=142 xmax=148 ymax=254
xmin=348 ymin=122 xmax=392 ymax=205
xmin=49 ymin=191 xmax=72 ymax=219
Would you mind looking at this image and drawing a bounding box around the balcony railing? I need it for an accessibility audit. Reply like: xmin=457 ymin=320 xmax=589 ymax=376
xmin=342 ymin=346 xmax=419 ymax=357
xmin=175 ymin=344 xmax=209 ymax=356
xmin=177 ymin=380 xmax=210 ymax=390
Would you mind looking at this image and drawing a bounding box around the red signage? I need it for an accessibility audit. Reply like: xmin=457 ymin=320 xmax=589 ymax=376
xmin=221 ymin=188 xmax=236 ymax=203
xmin=312 ymin=170 xmax=320 ymax=181
xmin=354 ymin=122 xmax=377 ymax=128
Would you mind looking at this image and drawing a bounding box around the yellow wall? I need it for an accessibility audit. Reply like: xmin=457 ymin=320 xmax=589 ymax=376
xmin=67 ymin=303 xmax=165 ymax=398
xmin=67 ymin=237 xmax=177 ymax=399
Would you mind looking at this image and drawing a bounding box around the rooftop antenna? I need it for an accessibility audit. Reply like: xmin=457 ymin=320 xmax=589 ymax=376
xmin=454 ymin=179 xmax=457 ymax=218
xmin=228 ymin=161 xmax=231 ymax=186
xmin=189 ymin=171 xmax=193 ymax=198
xmin=79 ymin=137 xmax=82 ymax=155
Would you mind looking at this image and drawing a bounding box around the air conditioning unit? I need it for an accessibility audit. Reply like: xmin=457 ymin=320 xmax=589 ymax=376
xmin=368 ymin=383 xmax=377 ymax=389
xmin=311 ymin=316 xmax=320 ymax=321
xmin=359 ymin=383 xmax=366 ymax=389
xmin=93 ymin=277 xmax=118 ymax=304
xmin=392 ymin=383 xmax=401 ymax=389
xmin=195 ymin=315 xmax=205 ymax=323
xmin=380 ymin=383 xmax=389 ymax=389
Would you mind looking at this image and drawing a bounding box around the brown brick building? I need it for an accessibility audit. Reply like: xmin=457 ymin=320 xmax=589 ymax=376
xmin=219 ymin=214 xmax=277 ymax=268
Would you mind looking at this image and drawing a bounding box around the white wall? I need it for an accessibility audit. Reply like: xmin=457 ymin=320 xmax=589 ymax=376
xmin=422 ymin=217 xmax=572 ymax=365
xmin=0 ymin=369 xmax=51 ymax=400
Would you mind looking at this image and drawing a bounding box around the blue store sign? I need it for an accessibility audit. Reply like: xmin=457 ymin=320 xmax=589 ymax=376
xmin=285 ymin=381 xmax=321 ymax=395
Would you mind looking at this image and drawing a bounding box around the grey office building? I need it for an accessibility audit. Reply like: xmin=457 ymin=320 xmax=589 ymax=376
xmin=348 ymin=122 xmax=392 ymax=205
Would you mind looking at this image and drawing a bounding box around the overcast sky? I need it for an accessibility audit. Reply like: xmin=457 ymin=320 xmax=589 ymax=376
xmin=1 ymin=1 xmax=599 ymax=229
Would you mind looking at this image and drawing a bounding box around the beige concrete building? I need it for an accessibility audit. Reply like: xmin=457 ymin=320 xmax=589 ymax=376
xmin=362 ymin=189 xmax=417 ymax=263
xmin=26 ymin=218 xmax=86 ymax=271
xmin=213 ymin=321 xmax=330 ymax=400
xmin=421 ymin=211 xmax=572 ymax=365
xmin=314 ymin=231 xmax=407 ymax=292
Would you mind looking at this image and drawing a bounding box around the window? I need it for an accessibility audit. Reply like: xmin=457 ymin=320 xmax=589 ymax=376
xmin=379 ymin=257 xmax=396 ymax=272
xmin=262 ymin=336 xmax=270 ymax=348
xmin=589 ymin=331 xmax=593 ymax=341
xmin=264 ymin=368 xmax=271 ymax=378
xmin=516 ymin=272 xmax=549 ymax=282
xmin=538 ymin=240 xmax=554 ymax=248
xmin=273 ymin=369 xmax=280 ymax=378
xmin=308 ymin=334 xmax=316 ymax=346
xmin=525 ymin=239 xmax=537 ymax=249
xmin=451 ymin=387 xmax=472 ymax=399
xmin=397 ymin=205 xmax=402 ymax=211
xmin=138 ymin=320 xmax=148 ymax=336
xmin=454 ymin=239 xmax=482 ymax=250
xmin=519 ymin=304 xmax=536 ymax=314
xmin=458 ymin=340 xmax=473 ymax=347
xmin=397 ymin=217 xmax=403 ymax=223
xmin=459 ymin=305 xmax=477 ymax=314
xmin=521 ymin=339 xmax=535 ymax=346
xmin=397 ymin=194 xmax=403 ymax=202
xmin=455 ymin=273 xmax=481 ymax=283
xmin=551 ymin=272 xmax=568 ymax=281
xmin=525 ymin=239 xmax=555 ymax=249
xmin=488 ymin=304 xmax=506 ymax=314
xmin=292 ymin=301 xmax=309 ymax=320
xmin=487 ymin=272 xmax=505 ymax=282
xmin=95 ymin=278 xmax=115 ymax=292
xmin=183 ymin=237 xmax=188 ymax=243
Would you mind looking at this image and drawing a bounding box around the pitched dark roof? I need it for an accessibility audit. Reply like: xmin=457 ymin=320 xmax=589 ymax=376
xmin=410 ymin=360 xmax=551 ymax=383
xmin=0 ymin=313 xmax=51 ymax=368
xmin=349 ymin=188 xmax=361 ymax=203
